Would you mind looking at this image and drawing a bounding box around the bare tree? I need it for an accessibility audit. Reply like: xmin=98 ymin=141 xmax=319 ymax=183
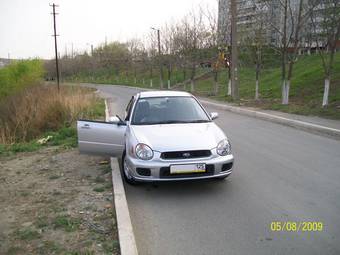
xmin=127 ymin=38 xmax=144 ymax=84
xmin=180 ymin=9 xmax=208 ymax=92
xmin=240 ymin=1 xmax=268 ymax=100
xmin=267 ymin=0 xmax=318 ymax=104
xmin=310 ymin=0 xmax=340 ymax=106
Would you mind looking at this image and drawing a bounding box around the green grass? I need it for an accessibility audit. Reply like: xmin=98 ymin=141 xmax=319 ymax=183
xmin=95 ymin=176 xmax=106 ymax=183
xmin=35 ymin=216 xmax=49 ymax=229
xmin=6 ymin=246 xmax=25 ymax=255
xmin=0 ymin=127 xmax=76 ymax=156
xmin=103 ymin=240 xmax=120 ymax=253
xmin=93 ymin=186 xmax=105 ymax=192
xmin=53 ymin=215 xmax=81 ymax=232
xmin=101 ymin=165 xmax=112 ymax=174
xmin=65 ymin=251 xmax=95 ymax=255
xmin=193 ymin=53 xmax=340 ymax=119
xmin=45 ymin=126 xmax=78 ymax=148
xmin=49 ymin=174 xmax=61 ymax=180
xmin=14 ymin=228 xmax=41 ymax=241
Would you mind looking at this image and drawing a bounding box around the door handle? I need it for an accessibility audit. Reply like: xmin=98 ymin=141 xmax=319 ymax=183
xmin=81 ymin=124 xmax=90 ymax=129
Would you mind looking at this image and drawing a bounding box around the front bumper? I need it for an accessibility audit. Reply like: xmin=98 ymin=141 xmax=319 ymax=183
xmin=125 ymin=151 xmax=234 ymax=182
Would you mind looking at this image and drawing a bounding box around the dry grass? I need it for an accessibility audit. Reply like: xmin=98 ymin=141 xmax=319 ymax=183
xmin=0 ymin=84 xmax=99 ymax=144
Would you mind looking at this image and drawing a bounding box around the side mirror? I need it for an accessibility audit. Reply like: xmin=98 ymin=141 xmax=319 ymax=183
xmin=108 ymin=116 xmax=120 ymax=123
xmin=210 ymin=112 xmax=219 ymax=120
xmin=108 ymin=115 xmax=127 ymax=126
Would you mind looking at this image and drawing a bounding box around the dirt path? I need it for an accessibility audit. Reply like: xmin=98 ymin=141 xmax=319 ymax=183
xmin=0 ymin=147 xmax=120 ymax=255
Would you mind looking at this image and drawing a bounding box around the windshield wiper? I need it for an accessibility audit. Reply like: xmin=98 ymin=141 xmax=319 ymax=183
xmin=134 ymin=120 xmax=210 ymax=125
xmin=157 ymin=120 xmax=189 ymax=124
xmin=133 ymin=120 xmax=186 ymax=125
xmin=189 ymin=119 xmax=211 ymax=123
xmin=157 ymin=120 xmax=210 ymax=124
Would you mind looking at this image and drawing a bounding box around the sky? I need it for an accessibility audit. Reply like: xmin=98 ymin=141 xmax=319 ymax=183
xmin=0 ymin=0 xmax=217 ymax=60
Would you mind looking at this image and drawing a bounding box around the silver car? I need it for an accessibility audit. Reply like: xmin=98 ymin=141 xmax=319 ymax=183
xmin=77 ymin=91 xmax=234 ymax=184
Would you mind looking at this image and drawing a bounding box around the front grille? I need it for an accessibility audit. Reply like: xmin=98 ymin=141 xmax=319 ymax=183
xmin=160 ymin=150 xmax=211 ymax=160
xmin=160 ymin=164 xmax=215 ymax=178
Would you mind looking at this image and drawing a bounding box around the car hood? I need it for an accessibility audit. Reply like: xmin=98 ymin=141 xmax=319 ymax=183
xmin=130 ymin=122 xmax=226 ymax=152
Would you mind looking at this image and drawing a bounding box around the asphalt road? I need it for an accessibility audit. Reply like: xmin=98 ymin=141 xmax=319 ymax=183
xmin=92 ymin=84 xmax=340 ymax=255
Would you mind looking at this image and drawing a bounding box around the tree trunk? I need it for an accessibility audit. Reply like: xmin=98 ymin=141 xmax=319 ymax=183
xmin=282 ymin=80 xmax=287 ymax=104
xmin=255 ymin=80 xmax=259 ymax=100
xmin=227 ymin=67 xmax=231 ymax=96
xmin=322 ymin=78 xmax=330 ymax=107
xmin=213 ymin=71 xmax=219 ymax=96
xmin=134 ymin=67 xmax=137 ymax=84
xmin=227 ymin=79 xmax=231 ymax=96
xmin=281 ymin=0 xmax=288 ymax=105
xmin=286 ymin=80 xmax=290 ymax=105
xmin=255 ymin=64 xmax=260 ymax=100
xmin=167 ymin=65 xmax=171 ymax=89
xmin=282 ymin=79 xmax=290 ymax=105
xmin=150 ymin=66 xmax=153 ymax=87
xmin=190 ymin=80 xmax=195 ymax=92
xmin=190 ymin=63 xmax=196 ymax=92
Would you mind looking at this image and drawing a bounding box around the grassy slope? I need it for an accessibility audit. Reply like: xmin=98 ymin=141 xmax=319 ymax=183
xmin=68 ymin=52 xmax=340 ymax=119
xmin=194 ymin=52 xmax=340 ymax=119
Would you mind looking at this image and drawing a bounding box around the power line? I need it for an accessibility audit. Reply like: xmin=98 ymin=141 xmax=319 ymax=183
xmin=50 ymin=3 xmax=60 ymax=92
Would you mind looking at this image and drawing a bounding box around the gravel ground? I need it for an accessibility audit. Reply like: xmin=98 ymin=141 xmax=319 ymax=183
xmin=0 ymin=146 xmax=120 ymax=255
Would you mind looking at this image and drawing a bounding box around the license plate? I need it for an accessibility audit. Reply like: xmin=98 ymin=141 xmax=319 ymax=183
xmin=170 ymin=163 xmax=206 ymax=174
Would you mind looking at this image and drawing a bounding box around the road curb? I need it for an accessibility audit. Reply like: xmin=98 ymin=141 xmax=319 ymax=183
xmin=97 ymin=83 xmax=340 ymax=139
xmin=200 ymin=99 xmax=340 ymax=139
xmin=105 ymin=100 xmax=138 ymax=255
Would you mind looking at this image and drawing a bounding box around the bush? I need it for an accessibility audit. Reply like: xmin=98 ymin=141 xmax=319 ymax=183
xmin=0 ymin=59 xmax=44 ymax=99
xmin=0 ymin=85 xmax=101 ymax=144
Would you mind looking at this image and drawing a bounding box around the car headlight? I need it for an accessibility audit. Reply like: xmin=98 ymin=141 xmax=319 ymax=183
xmin=217 ymin=138 xmax=231 ymax=156
xmin=135 ymin=143 xmax=154 ymax=160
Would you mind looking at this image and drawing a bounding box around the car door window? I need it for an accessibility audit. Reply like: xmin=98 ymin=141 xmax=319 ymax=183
xmin=125 ymin=96 xmax=135 ymax=121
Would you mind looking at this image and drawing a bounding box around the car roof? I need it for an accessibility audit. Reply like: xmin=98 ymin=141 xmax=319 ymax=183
xmin=138 ymin=90 xmax=192 ymax=98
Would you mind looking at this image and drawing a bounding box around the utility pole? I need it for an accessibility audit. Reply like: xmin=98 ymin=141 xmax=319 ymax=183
xmin=230 ymin=0 xmax=239 ymax=100
xmin=71 ymin=42 xmax=74 ymax=58
xmin=50 ymin=3 xmax=60 ymax=92
xmin=151 ymin=27 xmax=164 ymax=89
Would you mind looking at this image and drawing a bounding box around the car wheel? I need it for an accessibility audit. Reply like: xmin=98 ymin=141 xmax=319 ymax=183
xmin=122 ymin=152 xmax=138 ymax=185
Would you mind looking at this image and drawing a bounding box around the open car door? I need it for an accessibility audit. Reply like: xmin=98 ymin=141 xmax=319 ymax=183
xmin=77 ymin=120 xmax=126 ymax=157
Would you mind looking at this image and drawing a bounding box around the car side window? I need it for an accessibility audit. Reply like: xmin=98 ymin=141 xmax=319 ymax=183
xmin=125 ymin=96 xmax=135 ymax=121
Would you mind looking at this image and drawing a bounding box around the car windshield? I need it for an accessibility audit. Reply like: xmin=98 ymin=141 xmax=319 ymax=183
xmin=131 ymin=96 xmax=211 ymax=125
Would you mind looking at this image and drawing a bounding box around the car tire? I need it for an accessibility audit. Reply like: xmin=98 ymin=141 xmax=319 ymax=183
xmin=122 ymin=152 xmax=138 ymax=185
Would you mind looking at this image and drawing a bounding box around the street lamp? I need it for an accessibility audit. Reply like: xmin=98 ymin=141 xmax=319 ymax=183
xmin=151 ymin=27 xmax=164 ymax=89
